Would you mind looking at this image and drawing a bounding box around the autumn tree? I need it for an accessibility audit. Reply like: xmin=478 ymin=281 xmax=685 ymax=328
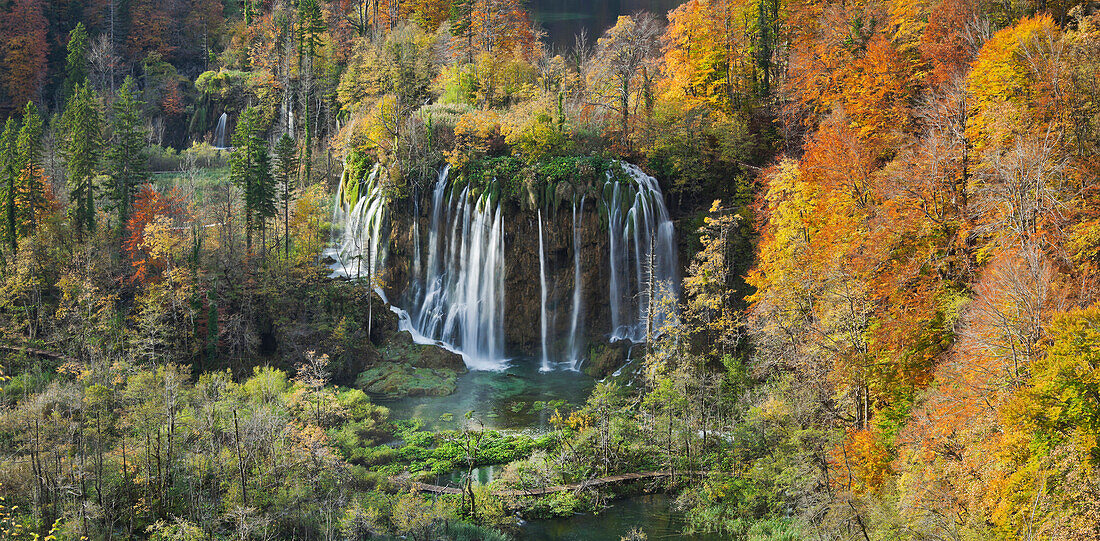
xmin=1 ymin=0 xmax=48 ymax=108
xmin=106 ymin=76 xmax=149 ymax=229
xmin=682 ymin=200 xmax=747 ymax=356
xmin=663 ymin=0 xmax=756 ymax=114
xmin=128 ymin=0 xmax=173 ymax=59
xmin=588 ymin=13 xmax=663 ymax=145
xmin=450 ymin=0 xmax=539 ymax=62
xmin=124 ymin=184 xmax=185 ymax=284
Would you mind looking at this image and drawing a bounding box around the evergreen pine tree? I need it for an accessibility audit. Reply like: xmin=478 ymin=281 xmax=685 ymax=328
xmin=16 ymin=102 xmax=44 ymax=236
xmin=106 ymin=76 xmax=148 ymax=228
xmin=230 ymin=107 xmax=274 ymax=254
xmin=0 ymin=118 xmax=17 ymax=253
xmin=273 ymin=133 xmax=298 ymax=258
xmin=62 ymin=83 xmax=102 ymax=239
xmin=255 ymin=140 xmax=276 ymax=256
xmin=64 ymin=23 xmax=90 ymax=101
xmin=297 ymin=0 xmax=325 ymax=189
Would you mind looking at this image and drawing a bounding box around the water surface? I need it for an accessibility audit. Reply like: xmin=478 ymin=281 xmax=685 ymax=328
xmin=530 ymin=0 xmax=687 ymax=48
xmin=520 ymin=494 xmax=726 ymax=540
xmin=380 ymin=357 xmax=594 ymax=431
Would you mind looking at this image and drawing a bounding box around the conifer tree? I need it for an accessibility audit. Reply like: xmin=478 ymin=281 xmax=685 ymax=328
xmin=15 ymin=101 xmax=44 ymax=237
xmin=297 ymin=0 xmax=325 ymax=188
xmin=1 ymin=118 xmax=17 ymax=252
xmin=62 ymin=83 xmax=102 ymax=239
xmin=230 ymin=107 xmax=274 ymax=254
xmin=273 ymin=133 xmax=298 ymax=258
xmin=106 ymin=76 xmax=149 ymax=228
xmin=64 ymin=22 xmax=90 ymax=100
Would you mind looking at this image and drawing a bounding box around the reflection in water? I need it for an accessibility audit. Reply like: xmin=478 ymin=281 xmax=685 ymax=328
xmin=380 ymin=357 xmax=594 ymax=431
xmin=520 ymin=494 xmax=728 ymax=540
xmin=529 ymin=0 xmax=686 ymax=48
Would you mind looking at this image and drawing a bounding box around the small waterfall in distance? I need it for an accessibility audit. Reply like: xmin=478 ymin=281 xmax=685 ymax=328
xmin=213 ymin=113 xmax=228 ymax=149
xmin=538 ymin=210 xmax=550 ymax=372
xmin=331 ymin=161 xmax=678 ymax=371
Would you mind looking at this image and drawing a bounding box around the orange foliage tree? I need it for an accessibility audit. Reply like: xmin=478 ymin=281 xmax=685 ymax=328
xmin=124 ymin=184 xmax=187 ymax=285
xmin=662 ymin=0 xmax=754 ymax=114
xmin=1 ymin=0 xmax=48 ymax=108
xmin=450 ymin=0 xmax=539 ymax=63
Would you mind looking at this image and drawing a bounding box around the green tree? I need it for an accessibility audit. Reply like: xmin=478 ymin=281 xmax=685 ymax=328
xmin=16 ymin=101 xmax=45 ymax=237
xmin=106 ymin=76 xmax=149 ymax=229
xmin=229 ymin=107 xmax=274 ymax=254
xmin=1 ymin=118 xmax=17 ymax=253
xmin=273 ymin=133 xmax=298 ymax=258
xmin=62 ymin=83 xmax=102 ymax=239
xmin=296 ymin=0 xmax=326 ymax=188
xmin=450 ymin=0 xmax=475 ymax=64
xmin=64 ymin=22 xmax=90 ymax=100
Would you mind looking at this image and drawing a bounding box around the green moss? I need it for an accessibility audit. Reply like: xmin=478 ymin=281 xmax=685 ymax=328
xmin=355 ymin=364 xmax=458 ymax=398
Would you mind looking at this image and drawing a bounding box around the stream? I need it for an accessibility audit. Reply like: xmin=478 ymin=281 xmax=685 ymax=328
xmin=381 ymin=357 xmax=725 ymax=539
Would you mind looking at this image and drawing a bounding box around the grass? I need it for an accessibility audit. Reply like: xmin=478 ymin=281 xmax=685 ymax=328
xmin=151 ymin=166 xmax=232 ymax=204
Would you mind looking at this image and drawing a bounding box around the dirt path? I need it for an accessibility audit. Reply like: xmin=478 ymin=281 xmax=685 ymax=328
xmin=0 ymin=343 xmax=76 ymax=363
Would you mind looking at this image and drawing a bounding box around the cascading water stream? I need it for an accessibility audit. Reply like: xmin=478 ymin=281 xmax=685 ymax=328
xmin=602 ymin=163 xmax=679 ymax=342
xmin=334 ymin=164 xmax=388 ymax=281
xmin=567 ymin=196 xmax=585 ymax=370
xmin=403 ymin=169 xmax=506 ymax=370
xmin=213 ymin=113 xmax=228 ymax=149
xmin=331 ymin=160 xmax=677 ymax=371
xmin=538 ymin=210 xmax=550 ymax=372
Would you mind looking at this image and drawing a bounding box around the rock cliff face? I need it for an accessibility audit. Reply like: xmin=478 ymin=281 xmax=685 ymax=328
xmin=383 ymin=198 xmax=613 ymax=357
xmin=333 ymin=161 xmax=679 ymax=367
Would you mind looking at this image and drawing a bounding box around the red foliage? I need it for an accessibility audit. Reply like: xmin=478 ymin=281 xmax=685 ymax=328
xmin=124 ymin=184 xmax=185 ymax=285
xmin=2 ymin=0 xmax=48 ymax=108
xmin=919 ymin=0 xmax=980 ymax=89
xmin=161 ymin=82 xmax=185 ymax=116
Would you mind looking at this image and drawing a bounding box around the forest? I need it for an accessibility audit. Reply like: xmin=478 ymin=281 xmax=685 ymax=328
xmin=1 ymin=0 xmax=1099 ymax=539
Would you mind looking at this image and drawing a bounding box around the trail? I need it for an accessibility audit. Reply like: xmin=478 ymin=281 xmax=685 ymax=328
xmin=0 ymin=343 xmax=76 ymax=363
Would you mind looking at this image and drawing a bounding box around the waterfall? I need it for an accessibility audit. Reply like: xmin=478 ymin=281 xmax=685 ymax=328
xmin=331 ymin=160 xmax=678 ymax=372
xmin=538 ymin=210 xmax=550 ymax=372
xmin=405 ymin=168 xmax=506 ymax=370
xmin=333 ymin=164 xmax=388 ymax=281
xmin=567 ymin=195 xmax=585 ymax=369
xmin=602 ymin=163 xmax=678 ymax=342
xmin=213 ymin=113 xmax=228 ymax=149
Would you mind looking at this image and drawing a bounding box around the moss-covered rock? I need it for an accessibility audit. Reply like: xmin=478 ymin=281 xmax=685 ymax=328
xmin=380 ymin=331 xmax=466 ymax=372
xmin=352 ymin=328 xmax=467 ymax=398
xmin=355 ymin=363 xmax=458 ymax=398
xmin=582 ymin=339 xmax=632 ymax=379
